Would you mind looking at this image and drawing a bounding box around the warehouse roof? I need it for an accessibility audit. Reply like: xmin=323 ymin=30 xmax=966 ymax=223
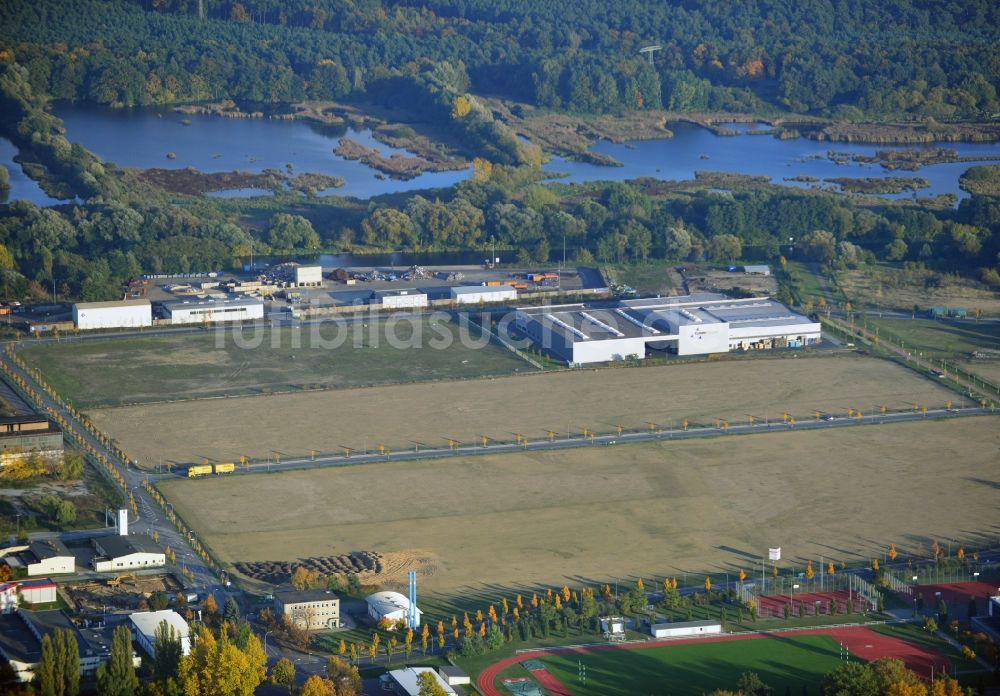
xmin=275 ymin=588 xmax=340 ymax=604
xmin=73 ymin=299 xmax=151 ymax=310
xmin=387 ymin=667 xmax=456 ymax=696
xmin=129 ymin=610 xmax=189 ymax=643
xmin=29 ymin=538 xmax=73 ymax=560
xmin=163 ymin=297 xmax=264 ymax=310
xmin=518 ymin=294 xmax=815 ymax=346
xmin=95 ymin=535 xmax=162 ymax=558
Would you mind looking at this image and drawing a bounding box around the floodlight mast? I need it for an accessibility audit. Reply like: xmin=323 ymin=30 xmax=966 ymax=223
xmin=639 ymin=45 xmax=662 ymax=66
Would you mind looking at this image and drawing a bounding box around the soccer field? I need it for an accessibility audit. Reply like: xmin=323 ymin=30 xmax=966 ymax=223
xmin=539 ymin=635 xmax=843 ymax=695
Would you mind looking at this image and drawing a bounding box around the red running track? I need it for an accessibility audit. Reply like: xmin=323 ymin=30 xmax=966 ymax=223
xmin=913 ymin=581 xmax=996 ymax=605
xmin=477 ymin=625 xmax=949 ymax=696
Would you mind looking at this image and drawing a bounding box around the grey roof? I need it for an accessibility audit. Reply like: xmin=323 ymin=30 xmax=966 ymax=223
xmin=451 ymin=285 xmax=516 ymax=294
xmin=73 ymin=299 xmax=151 ymax=310
xmin=163 ymin=297 xmax=264 ymax=310
xmin=519 ymin=294 xmax=814 ymax=345
xmin=95 ymin=535 xmax=162 ymax=558
xmin=0 ymin=612 xmax=42 ymax=663
xmin=274 ymin=588 xmax=340 ymax=604
xmin=29 ymin=538 xmax=72 ymax=560
xmin=439 ymin=666 xmax=468 ymax=677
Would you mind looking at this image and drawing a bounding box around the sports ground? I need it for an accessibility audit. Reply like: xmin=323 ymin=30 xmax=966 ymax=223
xmin=158 ymin=416 xmax=1000 ymax=593
xmin=478 ymin=625 xmax=949 ymax=696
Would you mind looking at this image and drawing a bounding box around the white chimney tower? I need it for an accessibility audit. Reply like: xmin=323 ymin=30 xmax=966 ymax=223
xmin=117 ymin=508 xmax=128 ymax=536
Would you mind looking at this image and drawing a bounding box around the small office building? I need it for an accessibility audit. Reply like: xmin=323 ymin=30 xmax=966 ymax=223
xmin=274 ymin=589 xmax=341 ymax=631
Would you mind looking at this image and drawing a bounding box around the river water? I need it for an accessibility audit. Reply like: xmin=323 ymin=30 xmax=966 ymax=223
xmin=3 ymin=104 xmax=999 ymax=206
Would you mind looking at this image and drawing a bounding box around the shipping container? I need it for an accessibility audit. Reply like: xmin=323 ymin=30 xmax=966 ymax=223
xmin=213 ymin=462 xmax=236 ymax=474
xmin=187 ymin=465 xmax=213 ymax=478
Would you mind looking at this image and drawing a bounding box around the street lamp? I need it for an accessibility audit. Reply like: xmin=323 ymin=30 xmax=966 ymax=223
xmin=264 ymin=629 xmax=273 ymax=654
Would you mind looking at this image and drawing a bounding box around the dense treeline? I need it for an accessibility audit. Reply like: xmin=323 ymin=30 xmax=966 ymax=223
xmin=3 ymin=162 xmax=998 ymax=302
xmin=1 ymin=0 xmax=998 ymax=121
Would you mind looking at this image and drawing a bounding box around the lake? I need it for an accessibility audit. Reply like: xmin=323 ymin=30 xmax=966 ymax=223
xmin=544 ymin=121 xmax=1000 ymax=201
xmin=0 ymin=137 xmax=73 ymax=206
xmin=3 ymin=104 xmax=999 ymax=206
xmin=51 ymin=104 xmax=471 ymax=199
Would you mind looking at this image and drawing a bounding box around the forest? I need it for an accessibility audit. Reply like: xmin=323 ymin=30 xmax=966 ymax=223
xmin=0 ymin=1 xmax=999 ymax=302
xmin=1 ymin=0 xmax=998 ymax=119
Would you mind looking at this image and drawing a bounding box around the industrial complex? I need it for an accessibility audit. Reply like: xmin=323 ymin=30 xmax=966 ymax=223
xmin=514 ymin=293 xmax=821 ymax=364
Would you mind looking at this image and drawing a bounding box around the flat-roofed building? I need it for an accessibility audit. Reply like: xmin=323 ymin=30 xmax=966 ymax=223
xmin=73 ymin=299 xmax=152 ymax=330
xmin=0 ymin=415 xmax=63 ymax=463
xmin=295 ymin=265 xmax=323 ymax=287
xmin=0 ymin=609 xmax=133 ymax=682
xmin=163 ymin=297 xmax=264 ymax=325
xmin=384 ymin=667 xmax=456 ymax=696
xmin=372 ymin=289 xmax=429 ymax=309
xmin=514 ymin=293 xmax=821 ymax=364
xmin=450 ymin=285 xmax=518 ymax=304
xmin=129 ymin=610 xmax=191 ymax=657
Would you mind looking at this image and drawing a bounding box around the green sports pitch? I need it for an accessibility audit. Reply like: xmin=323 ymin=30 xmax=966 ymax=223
xmin=540 ymin=635 xmax=844 ymax=695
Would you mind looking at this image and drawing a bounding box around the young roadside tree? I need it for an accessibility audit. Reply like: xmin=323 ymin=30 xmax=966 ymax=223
xmin=96 ymin=625 xmax=140 ymax=696
xmin=224 ymin=597 xmax=240 ymax=624
xmin=325 ymin=656 xmax=361 ymax=696
xmin=299 ymin=675 xmax=335 ymax=696
xmin=270 ymin=658 xmax=295 ymax=692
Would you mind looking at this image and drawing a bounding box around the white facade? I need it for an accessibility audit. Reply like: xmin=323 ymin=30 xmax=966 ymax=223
xmin=18 ymin=581 xmax=57 ymax=606
xmin=366 ymin=591 xmax=422 ymax=627
xmin=295 ymin=265 xmax=323 ymax=287
xmin=451 ymin=286 xmax=518 ymax=304
xmin=387 ymin=667 xmax=456 ymax=696
xmin=676 ymin=321 xmax=730 ymax=356
xmin=129 ymin=610 xmax=191 ymax=658
xmin=28 ymin=555 xmax=74 ymax=577
xmin=93 ymin=552 xmax=164 ymax=573
xmin=570 ymin=336 xmax=648 ymax=364
xmin=516 ymin=294 xmax=821 ymax=364
xmin=165 ymin=298 xmax=264 ymax=325
xmin=73 ymin=300 xmax=152 ymax=330
xmin=379 ymin=291 xmax=428 ymax=309
xmin=650 ymin=620 xmax=722 ymax=638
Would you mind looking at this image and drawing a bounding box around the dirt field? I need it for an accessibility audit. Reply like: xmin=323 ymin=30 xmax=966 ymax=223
xmin=838 ymin=267 xmax=1000 ymax=315
xmin=91 ymin=354 xmax=955 ymax=467
xmin=684 ymin=265 xmax=778 ymax=296
xmin=158 ymin=416 xmax=1000 ymax=594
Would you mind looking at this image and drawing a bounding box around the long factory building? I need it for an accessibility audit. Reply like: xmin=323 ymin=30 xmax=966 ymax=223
xmin=514 ymin=293 xmax=821 ymax=364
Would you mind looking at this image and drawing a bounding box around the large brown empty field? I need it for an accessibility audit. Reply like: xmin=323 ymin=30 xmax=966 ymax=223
xmin=159 ymin=416 xmax=1000 ymax=594
xmin=93 ymin=354 xmax=955 ymax=466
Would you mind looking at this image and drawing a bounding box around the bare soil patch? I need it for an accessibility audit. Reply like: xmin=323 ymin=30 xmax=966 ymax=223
xmin=159 ymin=416 xmax=1000 ymax=594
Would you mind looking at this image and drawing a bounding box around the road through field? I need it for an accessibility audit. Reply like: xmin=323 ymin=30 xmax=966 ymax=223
xmin=159 ymin=416 xmax=1000 ymax=594
xmin=92 ymin=353 xmax=955 ymax=466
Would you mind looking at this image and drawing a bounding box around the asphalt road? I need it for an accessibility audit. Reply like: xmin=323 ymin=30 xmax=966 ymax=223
xmin=156 ymin=404 xmax=996 ymax=479
xmin=0 ymin=348 xmax=225 ymax=605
